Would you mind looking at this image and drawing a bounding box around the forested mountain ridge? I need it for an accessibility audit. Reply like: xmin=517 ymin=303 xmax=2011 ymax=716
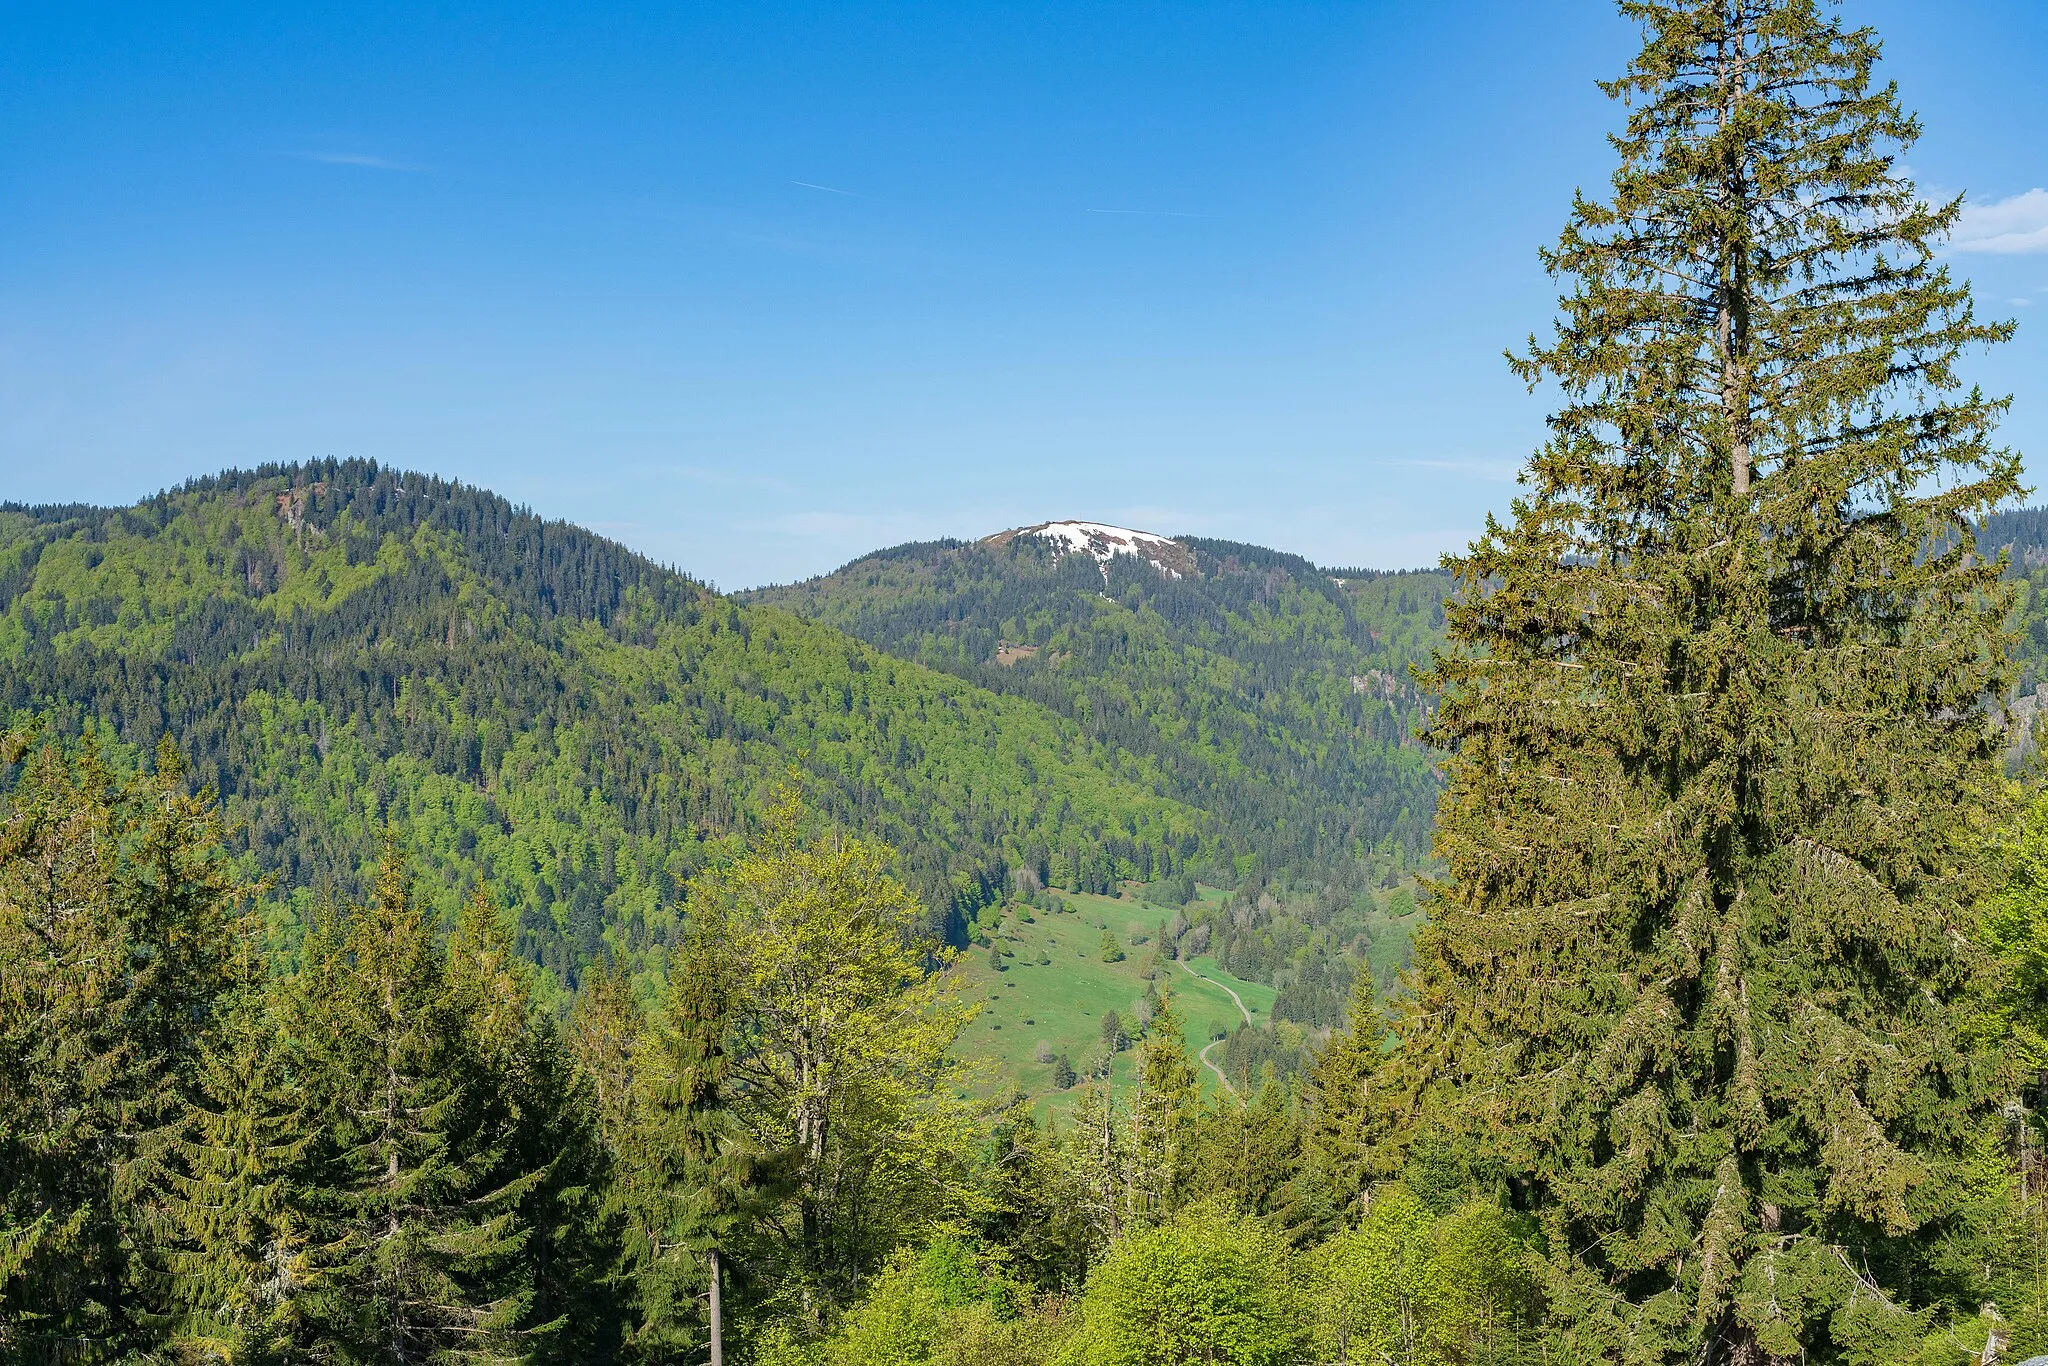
xmin=1982 ymin=505 xmax=2048 ymax=700
xmin=746 ymin=525 xmax=1456 ymax=1032
xmin=0 ymin=462 xmax=1215 ymax=984
xmin=746 ymin=524 xmax=1447 ymax=886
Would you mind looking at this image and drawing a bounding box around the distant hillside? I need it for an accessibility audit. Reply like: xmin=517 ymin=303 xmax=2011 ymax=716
xmin=0 ymin=464 xmax=1214 ymax=988
xmin=748 ymin=523 xmax=1449 ymax=886
xmin=1979 ymin=506 xmax=2048 ymax=698
xmin=747 ymin=523 xmax=1456 ymax=1020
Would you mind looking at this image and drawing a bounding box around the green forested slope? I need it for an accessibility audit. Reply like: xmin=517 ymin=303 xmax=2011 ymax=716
xmin=0 ymin=462 xmax=1211 ymax=984
xmin=1985 ymin=506 xmax=2048 ymax=697
xmin=748 ymin=533 xmax=1447 ymax=884
xmin=747 ymin=530 xmax=1454 ymax=1031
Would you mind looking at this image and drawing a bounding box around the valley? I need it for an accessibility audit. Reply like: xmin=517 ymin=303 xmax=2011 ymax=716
xmin=946 ymin=885 xmax=1277 ymax=1116
xmin=0 ymin=465 xmax=1454 ymax=1087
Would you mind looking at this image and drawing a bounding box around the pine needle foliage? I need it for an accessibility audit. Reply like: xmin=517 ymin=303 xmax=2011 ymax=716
xmin=0 ymin=730 xmax=252 ymax=1362
xmin=619 ymin=919 xmax=784 ymax=1363
xmin=1408 ymin=1 xmax=2021 ymax=1359
xmin=292 ymin=849 xmax=546 ymax=1364
xmin=157 ymin=932 xmax=314 ymax=1364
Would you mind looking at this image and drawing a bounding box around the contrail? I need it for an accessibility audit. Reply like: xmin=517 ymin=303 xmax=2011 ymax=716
xmin=1085 ymin=208 xmax=1210 ymax=218
xmin=792 ymin=180 xmax=870 ymax=198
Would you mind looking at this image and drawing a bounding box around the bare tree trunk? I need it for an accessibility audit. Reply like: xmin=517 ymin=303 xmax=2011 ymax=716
xmin=708 ymin=1246 xmax=724 ymax=1366
xmin=1716 ymin=5 xmax=1754 ymax=499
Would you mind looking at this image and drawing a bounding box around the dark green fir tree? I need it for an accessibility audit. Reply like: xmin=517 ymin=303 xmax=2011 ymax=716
xmin=1303 ymin=972 xmax=1388 ymax=1221
xmin=0 ymin=732 xmax=249 ymax=1361
xmin=1127 ymin=994 xmax=1198 ymax=1226
xmin=0 ymin=735 xmax=147 ymax=1358
xmin=293 ymin=848 xmax=545 ymax=1365
xmin=158 ymin=928 xmax=314 ymax=1365
xmin=445 ymin=888 xmax=619 ymax=1364
xmin=1408 ymin=1 xmax=2021 ymax=1360
xmin=625 ymin=916 xmax=781 ymax=1366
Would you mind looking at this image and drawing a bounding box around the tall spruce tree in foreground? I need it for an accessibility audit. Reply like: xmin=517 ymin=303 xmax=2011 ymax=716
xmin=1126 ymin=994 xmax=1198 ymax=1227
xmin=0 ymin=732 xmax=249 ymax=1361
xmin=624 ymin=920 xmax=781 ymax=1365
xmin=1408 ymin=1 xmax=2021 ymax=1361
xmin=158 ymin=930 xmax=314 ymax=1363
xmin=1305 ymin=973 xmax=1390 ymax=1219
xmin=292 ymin=851 xmax=546 ymax=1363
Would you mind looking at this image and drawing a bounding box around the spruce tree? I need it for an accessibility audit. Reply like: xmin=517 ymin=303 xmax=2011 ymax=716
xmin=0 ymin=732 xmax=250 ymax=1360
xmin=1127 ymin=994 xmax=1198 ymax=1226
xmin=158 ymin=929 xmax=314 ymax=1364
xmin=1304 ymin=973 xmax=1388 ymax=1219
xmin=1408 ymin=2 xmax=2021 ymax=1360
xmin=1100 ymin=1010 xmax=1126 ymax=1054
xmin=567 ymin=962 xmax=651 ymax=1355
xmin=1065 ymin=1082 xmax=1129 ymax=1259
xmin=625 ymin=920 xmax=778 ymax=1365
xmin=568 ymin=959 xmax=646 ymax=1152
xmin=293 ymin=849 xmax=544 ymax=1364
xmin=445 ymin=889 xmax=617 ymax=1364
xmin=0 ymin=736 xmax=138 ymax=1356
xmin=1190 ymin=1082 xmax=1314 ymax=1236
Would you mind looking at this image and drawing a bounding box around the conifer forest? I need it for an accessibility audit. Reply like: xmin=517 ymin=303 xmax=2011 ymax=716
xmin=9 ymin=2 xmax=2048 ymax=1363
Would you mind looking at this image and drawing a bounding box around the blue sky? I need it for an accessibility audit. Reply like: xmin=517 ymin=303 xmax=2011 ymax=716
xmin=4 ymin=1 xmax=2045 ymax=588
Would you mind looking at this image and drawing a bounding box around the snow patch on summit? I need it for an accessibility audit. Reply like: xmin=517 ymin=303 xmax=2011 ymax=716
xmin=986 ymin=521 xmax=1193 ymax=582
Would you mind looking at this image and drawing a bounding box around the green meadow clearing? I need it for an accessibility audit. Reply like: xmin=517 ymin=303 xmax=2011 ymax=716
xmin=946 ymin=887 xmax=1277 ymax=1117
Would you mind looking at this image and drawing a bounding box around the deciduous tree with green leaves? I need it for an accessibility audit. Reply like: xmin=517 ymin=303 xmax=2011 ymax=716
xmin=1408 ymin=1 xmax=2021 ymax=1359
xmin=1308 ymin=1185 xmax=1537 ymax=1366
xmin=699 ymin=787 xmax=983 ymax=1317
xmin=1070 ymin=1199 xmax=1306 ymax=1366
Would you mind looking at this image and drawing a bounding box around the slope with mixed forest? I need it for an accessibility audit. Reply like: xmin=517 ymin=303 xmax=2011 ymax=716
xmin=748 ymin=524 xmax=1448 ymax=886
xmin=748 ymin=524 xmax=1454 ymax=1044
xmin=0 ymin=464 xmax=1214 ymax=985
xmin=0 ymin=467 xmax=1468 ymax=1040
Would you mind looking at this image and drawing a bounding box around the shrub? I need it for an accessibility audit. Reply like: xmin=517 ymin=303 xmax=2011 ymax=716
xmin=1308 ymin=1185 xmax=1536 ymax=1366
xmin=1070 ymin=1201 xmax=1307 ymax=1365
xmin=820 ymin=1237 xmax=1073 ymax=1366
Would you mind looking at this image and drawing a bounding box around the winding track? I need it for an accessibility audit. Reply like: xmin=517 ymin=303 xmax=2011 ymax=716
xmin=1198 ymin=1038 xmax=1234 ymax=1096
xmin=1177 ymin=959 xmax=1253 ymax=1095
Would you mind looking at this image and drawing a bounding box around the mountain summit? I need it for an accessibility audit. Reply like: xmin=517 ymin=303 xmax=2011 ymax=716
xmin=748 ymin=527 xmax=1449 ymax=893
xmin=982 ymin=521 xmax=1194 ymax=581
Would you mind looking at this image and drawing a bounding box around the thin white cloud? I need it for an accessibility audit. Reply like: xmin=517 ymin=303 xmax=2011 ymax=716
xmin=1949 ymin=188 xmax=2048 ymax=255
xmin=791 ymin=180 xmax=871 ymax=199
xmin=291 ymin=150 xmax=429 ymax=172
xmin=1085 ymin=208 xmax=1211 ymax=218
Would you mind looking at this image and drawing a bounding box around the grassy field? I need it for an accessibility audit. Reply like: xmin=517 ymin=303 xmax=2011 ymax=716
xmin=946 ymin=887 xmax=1277 ymax=1119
